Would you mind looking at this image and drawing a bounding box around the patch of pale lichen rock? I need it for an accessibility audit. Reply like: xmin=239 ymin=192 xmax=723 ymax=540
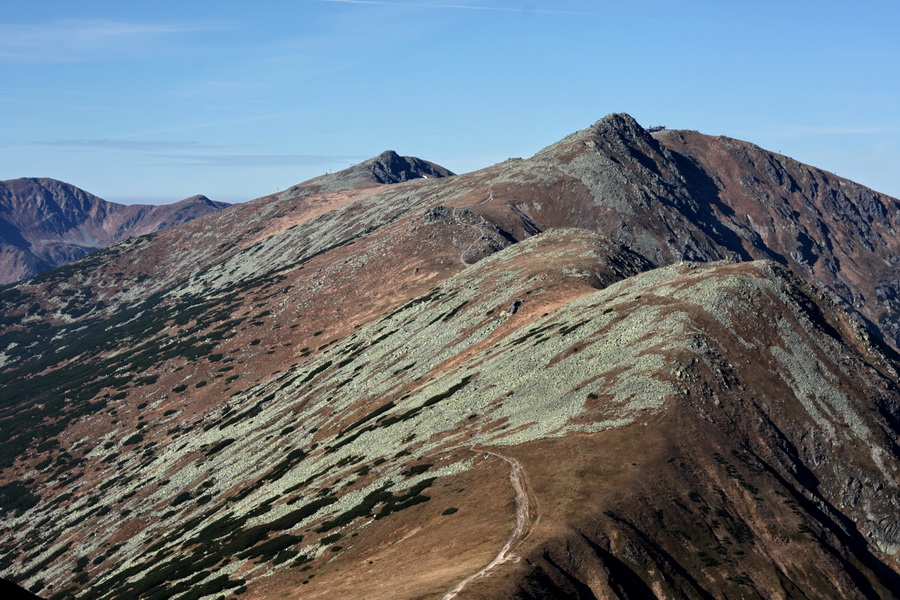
xmin=5 ymin=230 xmax=899 ymax=597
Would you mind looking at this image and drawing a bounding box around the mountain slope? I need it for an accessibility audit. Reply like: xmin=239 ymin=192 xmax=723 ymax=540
xmin=0 ymin=178 xmax=231 ymax=284
xmin=0 ymin=116 xmax=897 ymax=600
xmin=654 ymin=128 xmax=900 ymax=354
xmin=423 ymin=113 xmax=900 ymax=350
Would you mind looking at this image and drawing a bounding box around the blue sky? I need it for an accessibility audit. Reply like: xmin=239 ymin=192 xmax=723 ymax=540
xmin=2 ymin=1 xmax=898 ymax=204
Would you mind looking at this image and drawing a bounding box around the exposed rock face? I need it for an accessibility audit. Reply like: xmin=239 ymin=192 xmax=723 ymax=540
xmin=654 ymin=128 xmax=900 ymax=354
xmin=365 ymin=150 xmax=455 ymax=184
xmin=290 ymin=150 xmax=455 ymax=195
xmin=0 ymin=116 xmax=897 ymax=600
xmin=0 ymin=178 xmax=231 ymax=284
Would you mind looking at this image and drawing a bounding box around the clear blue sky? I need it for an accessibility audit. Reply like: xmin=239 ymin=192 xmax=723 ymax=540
xmin=2 ymin=1 xmax=898 ymax=204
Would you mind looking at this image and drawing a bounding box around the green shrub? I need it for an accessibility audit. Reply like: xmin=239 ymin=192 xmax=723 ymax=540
xmin=697 ymin=552 xmax=720 ymax=567
xmin=238 ymin=534 xmax=303 ymax=562
xmin=0 ymin=481 xmax=38 ymax=516
xmin=402 ymin=464 xmax=432 ymax=477
xmin=171 ymin=492 xmax=193 ymax=506
xmin=122 ymin=433 xmax=143 ymax=446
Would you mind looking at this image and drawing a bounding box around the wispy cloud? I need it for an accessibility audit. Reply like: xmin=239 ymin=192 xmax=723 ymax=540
xmin=94 ymin=112 xmax=307 ymax=141
xmin=0 ymin=85 xmax=118 ymax=98
xmin=173 ymin=154 xmax=365 ymax=167
xmin=32 ymin=139 xmax=363 ymax=168
xmin=37 ymin=139 xmax=213 ymax=152
xmin=163 ymin=80 xmax=274 ymax=101
xmin=315 ymin=0 xmax=597 ymax=16
xmin=0 ymin=19 xmax=216 ymax=62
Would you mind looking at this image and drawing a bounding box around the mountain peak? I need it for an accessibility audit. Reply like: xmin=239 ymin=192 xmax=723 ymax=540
xmin=173 ymin=195 xmax=230 ymax=210
xmin=534 ymin=112 xmax=658 ymax=161
xmin=586 ymin=112 xmax=656 ymax=143
xmin=0 ymin=180 xmax=229 ymax=283
xmin=362 ymin=150 xmax=455 ymax=184
xmin=179 ymin=194 xmax=212 ymax=203
xmin=374 ymin=149 xmax=402 ymax=161
xmin=304 ymin=151 xmax=455 ymax=193
xmin=588 ymin=111 xmax=643 ymax=132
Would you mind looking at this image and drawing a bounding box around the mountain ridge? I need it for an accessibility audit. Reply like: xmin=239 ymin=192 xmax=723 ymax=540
xmin=0 ymin=177 xmax=233 ymax=284
xmin=0 ymin=114 xmax=897 ymax=600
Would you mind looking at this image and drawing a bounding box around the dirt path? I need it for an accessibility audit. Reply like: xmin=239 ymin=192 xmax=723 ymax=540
xmin=459 ymin=214 xmax=491 ymax=266
xmin=440 ymin=450 xmax=538 ymax=600
xmin=461 ymin=168 xmax=508 ymax=266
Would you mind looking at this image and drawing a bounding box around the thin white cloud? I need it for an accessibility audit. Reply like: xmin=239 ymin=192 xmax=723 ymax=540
xmin=30 ymin=139 xmax=364 ymax=168
xmin=101 ymin=112 xmax=305 ymax=140
xmin=315 ymin=0 xmax=597 ymax=16
xmin=98 ymin=103 xmax=363 ymax=141
xmin=37 ymin=139 xmax=213 ymax=152
xmin=173 ymin=154 xmax=366 ymax=167
xmin=0 ymin=85 xmax=119 ymax=98
xmin=163 ymin=80 xmax=274 ymax=101
xmin=0 ymin=19 xmax=216 ymax=62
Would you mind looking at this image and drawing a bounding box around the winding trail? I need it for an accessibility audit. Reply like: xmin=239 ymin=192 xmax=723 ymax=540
xmin=460 ymin=167 xmax=509 ymax=266
xmin=441 ymin=450 xmax=538 ymax=600
xmin=459 ymin=214 xmax=492 ymax=267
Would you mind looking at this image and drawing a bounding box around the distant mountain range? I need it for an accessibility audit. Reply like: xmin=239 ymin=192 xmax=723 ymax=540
xmin=0 ymin=116 xmax=898 ymax=600
xmin=0 ymin=178 xmax=230 ymax=284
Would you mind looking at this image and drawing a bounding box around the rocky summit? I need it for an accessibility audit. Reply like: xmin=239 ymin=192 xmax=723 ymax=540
xmin=0 ymin=114 xmax=898 ymax=600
